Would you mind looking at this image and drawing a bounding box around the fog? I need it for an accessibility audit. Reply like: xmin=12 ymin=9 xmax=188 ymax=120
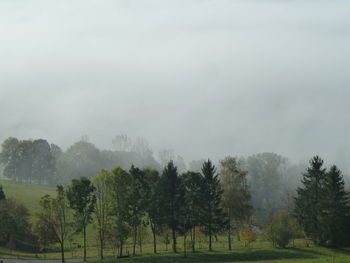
xmin=1 ymin=0 xmax=350 ymax=165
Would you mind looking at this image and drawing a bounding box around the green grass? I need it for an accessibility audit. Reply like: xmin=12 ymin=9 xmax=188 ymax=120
xmin=2 ymin=239 xmax=350 ymax=263
xmin=1 ymin=180 xmax=350 ymax=263
xmin=0 ymin=179 xmax=55 ymax=220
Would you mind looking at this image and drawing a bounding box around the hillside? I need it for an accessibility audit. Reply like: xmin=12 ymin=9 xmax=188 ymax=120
xmin=0 ymin=179 xmax=55 ymax=220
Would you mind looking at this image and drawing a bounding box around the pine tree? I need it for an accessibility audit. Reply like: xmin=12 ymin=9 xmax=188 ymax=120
xmin=0 ymin=185 xmax=5 ymax=200
xmin=201 ymin=159 xmax=225 ymax=251
xmin=321 ymin=165 xmax=350 ymax=247
xmin=295 ymin=156 xmax=326 ymax=245
xmin=158 ymin=161 xmax=183 ymax=253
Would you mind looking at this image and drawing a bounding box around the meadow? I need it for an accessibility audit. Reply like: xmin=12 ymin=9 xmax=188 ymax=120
xmin=2 ymin=180 xmax=350 ymax=263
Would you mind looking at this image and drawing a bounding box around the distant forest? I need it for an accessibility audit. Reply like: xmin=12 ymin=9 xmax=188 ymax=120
xmin=0 ymin=135 xmax=348 ymax=225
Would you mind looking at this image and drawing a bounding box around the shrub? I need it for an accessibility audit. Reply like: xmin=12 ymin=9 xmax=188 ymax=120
xmin=240 ymin=228 xmax=257 ymax=247
xmin=267 ymin=212 xmax=295 ymax=248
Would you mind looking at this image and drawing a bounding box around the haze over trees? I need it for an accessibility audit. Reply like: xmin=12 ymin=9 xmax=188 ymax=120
xmin=2 ymin=134 xmax=350 ymax=259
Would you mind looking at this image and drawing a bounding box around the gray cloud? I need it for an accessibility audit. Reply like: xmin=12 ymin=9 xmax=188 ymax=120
xmin=1 ymin=0 xmax=350 ymax=165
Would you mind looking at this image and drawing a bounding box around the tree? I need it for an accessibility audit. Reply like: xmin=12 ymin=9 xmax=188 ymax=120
xmin=144 ymin=168 xmax=162 ymax=254
xmin=129 ymin=165 xmax=147 ymax=256
xmin=0 ymin=198 xmax=32 ymax=249
xmin=67 ymin=177 xmax=96 ymax=261
xmin=158 ymin=161 xmax=183 ymax=253
xmin=36 ymin=186 xmax=72 ymax=262
xmin=181 ymin=171 xmax=204 ymax=252
xmin=57 ymin=141 xmax=102 ymax=184
xmin=242 ymin=153 xmax=287 ymax=223
xmin=220 ymin=157 xmax=252 ymax=250
xmin=321 ymin=165 xmax=350 ymax=247
xmin=0 ymin=185 xmax=5 ymax=200
xmin=201 ymin=159 xmax=225 ymax=251
xmin=112 ymin=134 xmax=132 ymax=152
xmin=93 ymin=170 xmax=112 ymax=259
xmin=267 ymin=212 xmax=295 ymax=248
xmin=295 ymin=156 xmax=326 ymax=245
xmin=0 ymin=137 xmax=57 ymax=184
xmin=108 ymin=167 xmax=132 ymax=257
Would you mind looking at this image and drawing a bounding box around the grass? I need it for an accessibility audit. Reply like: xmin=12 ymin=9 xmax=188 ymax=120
xmin=2 ymin=239 xmax=350 ymax=263
xmin=0 ymin=179 xmax=55 ymax=221
xmin=1 ymin=180 xmax=350 ymax=262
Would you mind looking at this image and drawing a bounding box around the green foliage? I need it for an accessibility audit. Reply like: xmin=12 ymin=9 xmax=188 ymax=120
xmin=93 ymin=169 xmax=113 ymax=259
xmin=320 ymin=165 xmax=350 ymax=247
xmin=267 ymin=212 xmax=297 ymax=248
xmin=0 ymin=137 xmax=57 ymax=184
xmin=158 ymin=161 xmax=183 ymax=252
xmin=295 ymin=156 xmax=350 ymax=247
xmin=201 ymin=159 xmax=225 ymax=251
xmin=241 ymin=153 xmax=287 ymax=223
xmin=67 ymin=177 xmax=96 ymax=261
xmin=0 ymin=198 xmax=34 ymax=250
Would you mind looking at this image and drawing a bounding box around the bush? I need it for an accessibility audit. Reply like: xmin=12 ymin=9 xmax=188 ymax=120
xmin=267 ymin=212 xmax=296 ymax=248
xmin=240 ymin=228 xmax=257 ymax=247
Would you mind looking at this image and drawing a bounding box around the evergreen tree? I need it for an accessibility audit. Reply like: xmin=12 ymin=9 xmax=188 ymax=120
xmin=321 ymin=165 xmax=350 ymax=247
xmin=295 ymin=156 xmax=326 ymax=245
xmin=201 ymin=159 xmax=225 ymax=251
xmin=0 ymin=185 xmax=5 ymax=200
xmin=181 ymin=171 xmax=204 ymax=252
xmin=144 ymin=168 xmax=162 ymax=254
xmin=158 ymin=161 xmax=183 ymax=253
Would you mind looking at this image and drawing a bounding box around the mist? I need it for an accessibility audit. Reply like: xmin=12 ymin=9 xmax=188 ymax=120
xmin=1 ymin=0 xmax=350 ymax=165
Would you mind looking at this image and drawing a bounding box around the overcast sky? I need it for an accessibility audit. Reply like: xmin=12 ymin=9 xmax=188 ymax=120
xmin=1 ymin=0 xmax=350 ymax=164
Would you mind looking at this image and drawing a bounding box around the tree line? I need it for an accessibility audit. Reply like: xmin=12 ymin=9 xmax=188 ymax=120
xmin=0 ymin=137 xmax=306 ymax=225
xmin=33 ymin=158 xmax=252 ymax=262
xmin=1 ymin=155 xmax=350 ymax=261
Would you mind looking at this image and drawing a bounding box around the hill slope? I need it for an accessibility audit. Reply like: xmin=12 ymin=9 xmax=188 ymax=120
xmin=0 ymin=179 xmax=55 ymax=220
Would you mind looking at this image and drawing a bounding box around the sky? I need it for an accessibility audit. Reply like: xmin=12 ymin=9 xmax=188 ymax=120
xmin=1 ymin=0 xmax=350 ymax=164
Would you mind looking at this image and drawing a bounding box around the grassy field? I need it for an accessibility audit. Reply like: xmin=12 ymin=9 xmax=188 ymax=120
xmin=2 ymin=240 xmax=350 ymax=263
xmin=0 ymin=179 xmax=55 ymax=221
xmin=1 ymin=180 xmax=350 ymax=263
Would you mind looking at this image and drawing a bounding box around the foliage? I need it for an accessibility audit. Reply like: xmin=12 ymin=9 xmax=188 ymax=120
xmin=93 ymin=169 xmax=112 ymax=259
xmin=220 ymin=156 xmax=252 ymax=250
xmin=267 ymin=212 xmax=296 ymax=248
xmin=0 ymin=137 xmax=57 ymax=184
xmin=158 ymin=161 xmax=183 ymax=253
xmin=240 ymin=228 xmax=257 ymax=247
xmin=67 ymin=177 xmax=96 ymax=261
xmin=201 ymin=159 xmax=226 ymax=251
xmin=0 ymin=198 xmax=34 ymax=250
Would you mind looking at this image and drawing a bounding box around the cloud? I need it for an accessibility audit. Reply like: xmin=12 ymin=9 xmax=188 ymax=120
xmin=0 ymin=0 xmax=350 ymax=164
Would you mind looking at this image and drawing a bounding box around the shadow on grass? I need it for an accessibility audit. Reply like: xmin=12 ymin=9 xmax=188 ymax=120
xmin=288 ymin=247 xmax=329 ymax=257
xmin=113 ymin=249 xmax=318 ymax=263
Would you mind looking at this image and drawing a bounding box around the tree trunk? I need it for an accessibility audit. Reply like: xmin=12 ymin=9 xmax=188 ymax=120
xmin=172 ymin=227 xmax=177 ymax=253
xmin=192 ymin=226 xmax=196 ymax=253
xmin=119 ymin=240 xmax=123 ymax=257
xmin=209 ymin=222 xmax=212 ymax=251
xmin=183 ymin=234 xmax=187 ymax=258
xmin=228 ymin=212 xmax=232 ymax=251
xmin=133 ymin=226 xmax=137 ymax=256
xmin=100 ymin=234 xmax=104 ymax=259
xmin=152 ymin=224 xmax=157 ymax=254
xmin=139 ymin=228 xmax=143 ymax=255
xmin=83 ymin=225 xmax=87 ymax=261
xmin=60 ymin=241 xmax=65 ymax=263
